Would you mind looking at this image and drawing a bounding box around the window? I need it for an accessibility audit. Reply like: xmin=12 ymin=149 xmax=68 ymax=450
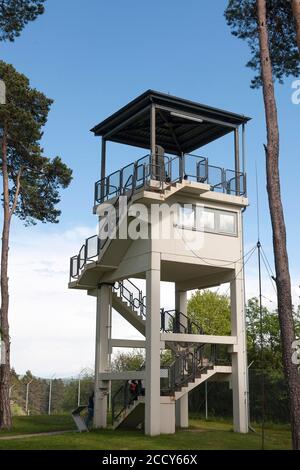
xmin=218 ymin=211 xmax=236 ymax=235
xmin=202 ymin=209 xmax=215 ymax=232
xmin=179 ymin=206 xmax=194 ymax=229
xmin=177 ymin=205 xmax=237 ymax=236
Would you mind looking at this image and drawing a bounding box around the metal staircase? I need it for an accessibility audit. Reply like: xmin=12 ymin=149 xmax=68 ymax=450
xmin=112 ymin=278 xmax=205 ymax=337
xmin=112 ymin=280 xmax=146 ymax=335
xmin=112 ymin=344 xmax=230 ymax=430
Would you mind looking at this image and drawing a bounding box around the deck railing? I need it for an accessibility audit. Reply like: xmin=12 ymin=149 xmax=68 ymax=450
xmin=94 ymin=153 xmax=246 ymax=205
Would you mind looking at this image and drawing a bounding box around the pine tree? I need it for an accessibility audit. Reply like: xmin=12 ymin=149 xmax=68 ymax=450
xmin=225 ymin=0 xmax=300 ymax=449
xmin=0 ymin=61 xmax=72 ymax=429
xmin=0 ymin=0 xmax=45 ymax=42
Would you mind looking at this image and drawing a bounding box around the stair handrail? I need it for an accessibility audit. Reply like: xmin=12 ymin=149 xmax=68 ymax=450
xmin=160 ymin=308 xmax=205 ymax=335
xmin=113 ymin=279 xmax=146 ymax=319
xmin=161 ymin=343 xmax=227 ymax=395
xmin=70 ymin=174 xmax=137 ymax=280
xmin=111 ymin=381 xmax=130 ymax=424
xmin=112 ymin=344 xmax=231 ymax=424
xmin=112 ymin=379 xmax=143 ymax=425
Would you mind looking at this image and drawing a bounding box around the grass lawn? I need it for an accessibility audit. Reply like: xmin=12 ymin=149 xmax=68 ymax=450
xmin=0 ymin=416 xmax=292 ymax=450
xmin=0 ymin=414 xmax=76 ymax=437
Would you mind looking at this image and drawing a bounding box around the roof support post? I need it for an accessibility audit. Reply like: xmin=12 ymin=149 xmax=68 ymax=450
xmin=150 ymin=104 xmax=156 ymax=179
xmin=234 ymin=128 xmax=240 ymax=195
xmin=242 ymin=124 xmax=246 ymax=175
xmin=101 ymin=138 xmax=106 ymax=201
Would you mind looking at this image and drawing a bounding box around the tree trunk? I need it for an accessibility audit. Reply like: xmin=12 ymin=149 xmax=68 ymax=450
xmin=292 ymin=0 xmax=300 ymax=57
xmin=0 ymin=128 xmax=12 ymax=429
xmin=257 ymin=0 xmax=300 ymax=450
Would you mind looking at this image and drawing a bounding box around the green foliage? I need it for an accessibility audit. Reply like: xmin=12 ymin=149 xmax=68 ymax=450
xmin=0 ymin=0 xmax=45 ymax=42
xmin=225 ymin=0 xmax=300 ymax=87
xmin=0 ymin=60 xmax=72 ymax=224
xmin=187 ymin=290 xmax=231 ymax=335
xmin=187 ymin=292 xmax=298 ymax=422
xmin=11 ymin=403 xmax=25 ymax=416
xmin=62 ymin=374 xmax=94 ymax=412
xmin=111 ymin=350 xmax=145 ymax=372
xmin=9 ymin=369 xmax=95 ymax=415
xmin=246 ymin=297 xmax=300 ymax=374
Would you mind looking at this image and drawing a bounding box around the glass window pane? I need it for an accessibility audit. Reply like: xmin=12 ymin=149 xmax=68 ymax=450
xmin=179 ymin=206 xmax=194 ymax=229
xmin=203 ymin=210 xmax=215 ymax=231
xmin=219 ymin=212 xmax=236 ymax=234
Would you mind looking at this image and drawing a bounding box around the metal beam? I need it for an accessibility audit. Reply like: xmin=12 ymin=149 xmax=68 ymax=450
xmin=100 ymin=138 xmax=106 ymax=201
xmin=150 ymin=103 xmax=156 ymax=156
xmin=103 ymin=105 xmax=151 ymax=140
xmin=242 ymin=123 xmax=246 ymax=175
xmin=155 ymin=104 xmax=239 ymax=129
xmin=234 ymin=128 xmax=240 ymax=194
xmin=158 ymin=109 xmax=182 ymax=154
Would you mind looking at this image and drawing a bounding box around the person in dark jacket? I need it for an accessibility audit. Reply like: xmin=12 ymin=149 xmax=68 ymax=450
xmin=129 ymin=380 xmax=138 ymax=401
xmin=86 ymin=391 xmax=94 ymax=429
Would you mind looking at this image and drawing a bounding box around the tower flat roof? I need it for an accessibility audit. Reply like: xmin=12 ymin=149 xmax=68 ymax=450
xmin=91 ymin=90 xmax=251 ymax=155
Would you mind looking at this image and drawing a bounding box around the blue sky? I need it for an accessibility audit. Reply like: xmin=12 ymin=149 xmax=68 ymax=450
xmin=1 ymin=0 xmax=299 ymax=376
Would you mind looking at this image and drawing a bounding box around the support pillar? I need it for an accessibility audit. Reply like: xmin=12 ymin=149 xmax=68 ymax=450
xmin=145 ymin=254 xmax=161 ymax=436
xmin=234 ymin=128 xmax=240 ymax=194
xmin=175 ymin=286 xmax=189 ymax=428
xmin=94 ymin=284 xmax=112 ymax=428
xmin=230 ymin=269 xmax=248 ymax=433
xmin=100 ymin=138 xmax=106 ymax=201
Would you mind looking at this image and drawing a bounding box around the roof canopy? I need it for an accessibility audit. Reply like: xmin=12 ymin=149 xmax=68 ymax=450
xmin=91 ymin=90 xmax=251 ymax=155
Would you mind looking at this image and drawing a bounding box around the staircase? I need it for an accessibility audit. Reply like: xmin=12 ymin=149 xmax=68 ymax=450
xmin=111 ymin=344 xmax=230 ymax=430
xmin=112 ymin=280 xmax=146 ymax=335
xmin=162 ymin=181 xmax=183 ymax=199
xmin=112 ymin=279 xmax=205 ymax=337
xmin=113 ymin=395 xmax=145 ymax=430
xmin=109 ymin=279 xmax=231 ymax=430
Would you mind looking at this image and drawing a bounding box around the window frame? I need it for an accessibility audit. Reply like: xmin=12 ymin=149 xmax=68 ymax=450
xmin=176 ymin=204 xmax=238 ymax=237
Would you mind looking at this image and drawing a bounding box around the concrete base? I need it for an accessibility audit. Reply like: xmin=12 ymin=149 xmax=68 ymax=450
xmin=175 ymin=394 xmax=189 ymax=428
xmin=160 ymin=399 xmax=176 ymax=434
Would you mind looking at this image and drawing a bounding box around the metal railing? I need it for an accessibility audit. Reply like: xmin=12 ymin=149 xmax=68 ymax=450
xmin=113 ymin=280 xmax=146 ymax=319
xmin=111 ymin=344 xmax=231 ymax=422
xmin=111 ymin=381 xmax=134 ymax=424
xmin=112 ymin=376 xmax=145 ymax=425
xmin=161 ymin=344 xmax=231 ymax=395
xmin=70 ymin=153 xmax=246 ymax=280
xmin=70 ymin=173 xmax=137 ymax=280
xmin=94 ymin=153 xmax=246 ymax=205
xmin=112 ymin=279 xmax=206 ymax=334
xmin=160 ymin=308 xmax=205 ymax=335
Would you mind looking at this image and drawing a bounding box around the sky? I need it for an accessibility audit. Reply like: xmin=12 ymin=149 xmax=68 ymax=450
xmin=1 ymin=0 xmax=299 ymax=378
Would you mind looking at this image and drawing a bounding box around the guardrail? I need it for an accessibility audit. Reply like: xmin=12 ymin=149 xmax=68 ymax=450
xmin=94 ymin=153 xmax=246 ymax=205
xmin=161 ymin=344 xmax=231 ymax=395
xmin=113 ymin=280 xmax=146 ymax=319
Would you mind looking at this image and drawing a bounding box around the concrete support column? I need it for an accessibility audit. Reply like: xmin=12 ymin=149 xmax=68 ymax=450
xmin=175 ymin=287 xmax=187 ymax=317
xmin=94 ymin=284 xmax=112 ymax=428
xmin=230 ymin=269 xmax=248 ymax=433
xmin=175 ymin=394 xmax=189 ymax=428
xmin=145 ymin=254 xmax=161 ymax=436
xmin=175 ymin=286 xmax=189 ymax=428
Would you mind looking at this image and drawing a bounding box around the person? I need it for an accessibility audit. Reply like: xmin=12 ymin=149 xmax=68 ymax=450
xmin=86 ymin=391 xmax=94 ymax=429
xmin=138 ymin=379 xmax=145 ymax=396
xmin=129 ymin=380 xmax=138 ymax=401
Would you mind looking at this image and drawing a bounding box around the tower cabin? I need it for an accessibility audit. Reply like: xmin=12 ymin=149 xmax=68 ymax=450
xmin=69 ymin=90 xmax=251 ymax=436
